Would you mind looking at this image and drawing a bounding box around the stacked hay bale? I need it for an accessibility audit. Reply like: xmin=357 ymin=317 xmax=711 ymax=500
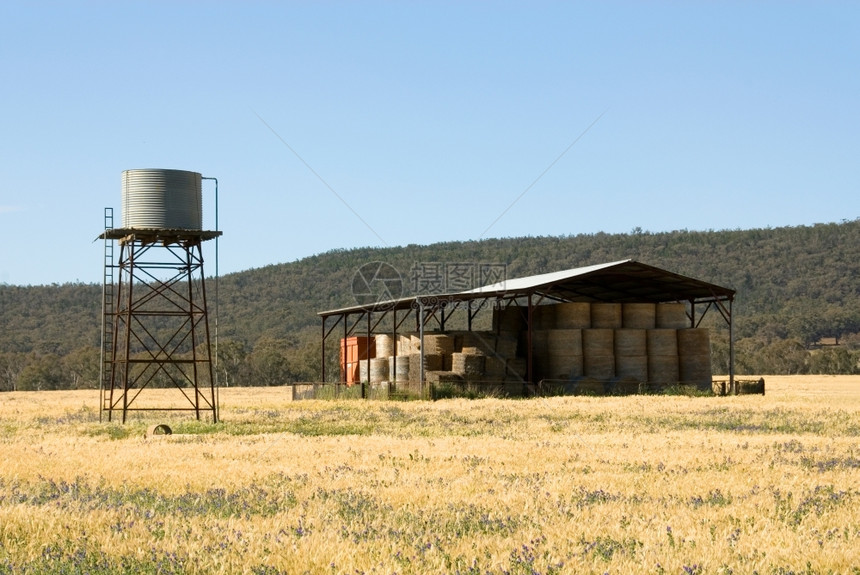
xmin=677 ymin=328 xmax=712 ymax=390
xmin=371 ymin=333 xmax=411 ymax=385
xmin=532 ymin=328 xmax=583 ymax=381
xmin=397 ymin=333 xmax=414 ymax=355
xmin=646 ymin=328 xmax=680 ymax=391
xmin=408 ymin=334 xmax=450 ymax=382
xmin=656 ymin=303 xmax=689 ymax=329
xmin=622 ymin=303 xmax=656 ymax=330
xmin=388 ymin=355 xmax=410 ymax=383
xmin=374 ymin=334 xmax=395 ymax=358
xmin=583 ymin=328 xmax=615 ymax=380
xmin=529 ymin=302 xmax=711 ymax=395
xmin=531 ymin=302 xmax=589 ymax=383
xmin=584 ymin=304 xmax=620 ymax=386
xmin=647 ymin=303 xmax=687 ymax=391
xmin=591 ymin=303 xmax=622 ymax=329
xmin=359 ymin=357 xmax=390 ymax=384
xmin=612 ymin=303 xmax=653 ymax=394
xmin=360 ymin=301 xmax=711 ymax=397
xmin=613 ymin=328 xmax=647 ymax=394
xmin=450 ymin=330 xmax=523 ymax=396
xmin=550 ymin=302 xmax=591 ymax=329
xmin=647 ymin=303 xmax=697 ymax=391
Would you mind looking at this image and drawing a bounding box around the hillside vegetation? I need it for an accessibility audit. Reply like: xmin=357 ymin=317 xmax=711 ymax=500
xmin=1 ymin=220 xmax=859 ymax=390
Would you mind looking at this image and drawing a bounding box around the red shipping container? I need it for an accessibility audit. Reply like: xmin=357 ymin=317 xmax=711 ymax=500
xmin=340 ymin=337 xmax=375 ymax=384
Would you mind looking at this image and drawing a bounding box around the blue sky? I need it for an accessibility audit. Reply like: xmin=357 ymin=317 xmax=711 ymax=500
xmin=1 ymin=1 xmax=858 ymax=286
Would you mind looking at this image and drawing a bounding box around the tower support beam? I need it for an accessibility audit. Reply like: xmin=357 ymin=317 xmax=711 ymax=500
xmin=99 ymin=228 xmax=221 ymax=423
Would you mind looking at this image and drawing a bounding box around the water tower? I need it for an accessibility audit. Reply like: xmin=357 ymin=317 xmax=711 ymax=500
xmin=99 ymin=169 xmax=222 ymax=423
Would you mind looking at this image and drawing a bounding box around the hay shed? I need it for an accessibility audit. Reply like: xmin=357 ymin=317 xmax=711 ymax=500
xmin=318 ymin=259 xmax=736 ymax=396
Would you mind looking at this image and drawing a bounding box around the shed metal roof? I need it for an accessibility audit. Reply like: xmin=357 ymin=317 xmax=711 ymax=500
xmin=319 ymin=259 xmax=734 ymax=317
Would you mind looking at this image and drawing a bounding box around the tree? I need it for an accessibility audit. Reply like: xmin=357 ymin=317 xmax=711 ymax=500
xmin=0 ymin=352 xmax=28 ymax=392
xmin=760 ymin=339 xmax=808 ymax=374
xmin=64 ymin=347 xmax=100 ymax=389
xmin=215 ymin=339 xmax=250 ymax=387
xmin=807 ymin=348 xmax=859 ymax=375
xmin=247 ymin=336 xmax=294 ymax=386
xmin=16 ymin=353 xmax=66 ymax=391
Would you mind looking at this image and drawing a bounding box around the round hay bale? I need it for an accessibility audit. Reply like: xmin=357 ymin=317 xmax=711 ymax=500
xmin=679 ymin=355 xmax=711 ymax=389
xmin=648 ymin=354 xmax=679 ymax=384
xmin=555 ymin=302 xmax=591 ymax=329
xmin=591 ymin=303 xmax=622 ymax=328
xmin=584 ymin=354 xmax=615 ymax=379
xmin=614 ymin=329 xmax=647 ymax=356
xmin=622 ymin=303 xmax=656 ymax=329
xmin=582 ymin=329 xmax=614 ymax=356
xmin=369 ymin=357 xmax=389 ymax=383
xmin=375 ymin=334 xmax=395 ymax=358
xmin=546 ymin=329 xmax=583 ymax=355
xmin=647 ymin=329 xmax=678 ymax=356
xmin=146 ymin=423 xmax=172 ymax=438
xmin=656 ymin=303 xmax=689 ymax=328
xmin=388 ymin=356 xmax=410 ymax=382
xmin=677 ymin=328 xmax=710 ymax=356
xmin=542 ymin=354 xmax=585 ymax=380
xmin=615 ymin=355 xmax=648 ymax=381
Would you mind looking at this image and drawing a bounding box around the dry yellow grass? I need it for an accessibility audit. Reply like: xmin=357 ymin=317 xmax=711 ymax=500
xmin=1 ymin=376 xmax=859 ymax=574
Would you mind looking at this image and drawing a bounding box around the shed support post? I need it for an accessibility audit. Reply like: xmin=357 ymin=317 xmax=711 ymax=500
xmin=342 ymin=314 xmax=348 ymax=394
xmin=321 ymin=317 xmax=326 ymax=384
xmin=729 ymin=299 xmax=735 ymax=395
xmin=391 ymin=310 xmax=397 ymax=395
xmin=419 ymin=299 xmax=425 ymax=399
xmin=364 ymin=312 xmax=371 ymax=399
xmin=527 ymin=293 xmax=534 ymax=394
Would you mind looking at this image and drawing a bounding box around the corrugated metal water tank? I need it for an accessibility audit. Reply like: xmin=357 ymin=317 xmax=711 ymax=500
xmin=121 ymin=169 xmax=202 ymax=230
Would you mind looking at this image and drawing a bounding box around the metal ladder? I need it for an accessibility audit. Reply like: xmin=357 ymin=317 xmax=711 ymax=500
xmin=99 ymin=208 xmax=115 ymax=420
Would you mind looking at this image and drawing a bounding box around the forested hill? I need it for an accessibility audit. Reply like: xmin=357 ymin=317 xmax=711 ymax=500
xmin=1 ymin=219 xmax=859 ymax=388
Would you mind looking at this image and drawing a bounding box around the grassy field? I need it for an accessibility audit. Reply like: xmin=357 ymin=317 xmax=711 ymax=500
xmin=1 ymin=376 xmax=859 ymax=574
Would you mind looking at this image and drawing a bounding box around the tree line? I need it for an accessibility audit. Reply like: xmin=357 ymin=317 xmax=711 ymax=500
xmin=1 ymin=219 xmax=858 ymax=390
